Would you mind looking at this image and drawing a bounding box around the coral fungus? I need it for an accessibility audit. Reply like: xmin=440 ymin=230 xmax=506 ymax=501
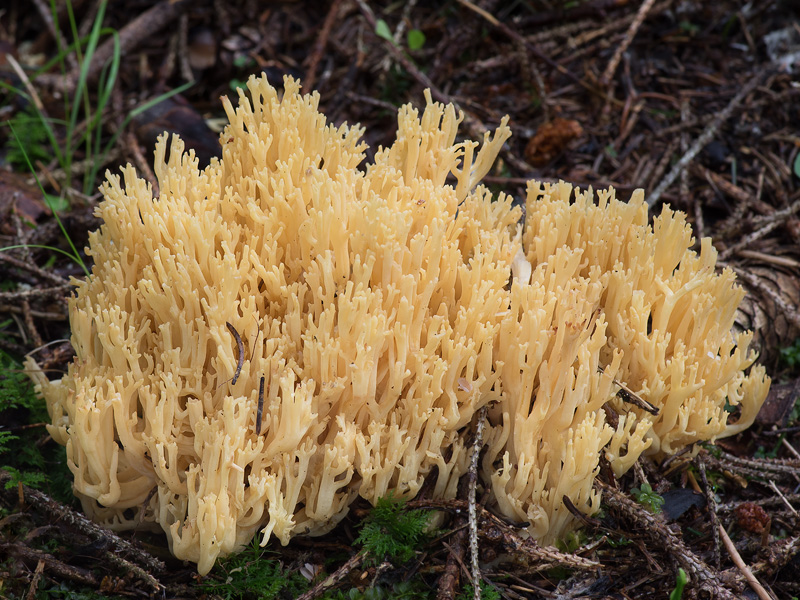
xmin=28 ymin=75 xmax=769 ymax=574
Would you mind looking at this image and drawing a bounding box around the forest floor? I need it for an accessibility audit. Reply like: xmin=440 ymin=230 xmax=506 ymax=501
xmin=1 ymin=1 xmax=800 ymax=598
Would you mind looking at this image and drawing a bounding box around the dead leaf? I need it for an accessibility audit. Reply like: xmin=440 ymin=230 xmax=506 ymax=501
xmin=0 ymin=169 xmax=50 ymax=234
xmin=524 ymin=117 xmax=584 ymax=167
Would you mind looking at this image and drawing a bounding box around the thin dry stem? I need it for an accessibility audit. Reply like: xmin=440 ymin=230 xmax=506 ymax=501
xmin=718 ymin=524 xmax=775 ymax=600
xmin=601 ymin=0 xmax=658 ymax=85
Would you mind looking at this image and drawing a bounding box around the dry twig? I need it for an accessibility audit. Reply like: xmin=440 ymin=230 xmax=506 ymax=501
xmin=305 ymin=0 xmax=344 ymax=90
xmin=6 ymin=54 xmax=46 ymax=114
xmin=0 ymin=254 xmax=70 ymax=287
xmin=455 ymin=0 xmax=622 ymax=107
xmin=0 ymin=470 xmax=164 ymax=575
xmin=600 ymin=0 xmax=658 ymax=86
xmin=718 ymin=524 xmax=775 ymax=600
xmin=696 ymin=457 xmax=721 ymax=568
xmin=0 ymin=285 xmax=72 ymax=302
xmin=2 ymin=543 xmax=97 ymax=588
xmin=731 ymin=266 xmax=800 ymax=331
xmin=36 ymin=0 xmax=191 ymax=93
xmin=648 ymin=70 xmax=770 ymax=207
xmin=468 ymin=407 xmax=488 ymax=599
xmin=409 ymin=497 xmax=598 ymax=571
xmin=595 ymin=479 xmax=740 ymax=599
xmin=437 ymin=476 xmax=472 ymax=599
xmin=294 ymin=551 xmax=366 ymax=600
xmin=24 ymin=558 xmax=45 ymax=600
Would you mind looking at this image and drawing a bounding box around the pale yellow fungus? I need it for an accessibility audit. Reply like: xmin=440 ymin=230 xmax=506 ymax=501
xmin=28 ymin=75 xmax=769 ymax=574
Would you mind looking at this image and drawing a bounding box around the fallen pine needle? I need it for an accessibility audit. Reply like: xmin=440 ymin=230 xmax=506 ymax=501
xmin=718 ymin=523 xmax=774 ymax=600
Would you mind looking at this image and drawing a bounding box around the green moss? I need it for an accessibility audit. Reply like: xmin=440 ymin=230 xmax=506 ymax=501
xmin=0 ymin=350 xmax=74 ymax=503
xmin=355 ymin=494 xmax=434 ymax=566
xmin=198 ymin=538 xmax=307 ymax=600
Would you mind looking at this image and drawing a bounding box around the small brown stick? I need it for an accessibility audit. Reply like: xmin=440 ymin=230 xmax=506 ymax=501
xmin=661 ymin=445 xmax=694 ymax=472
xmin=3 ymin=543 xmax=98 ymax=587
xmin=730 ymin=266 xmax=800 ymax=330
xmin=680 ymin=95 xmax=691 ymax=208
xmin=344 ymin=91 xmax=399 ymax=112
xmin=125 ymin=131 xmax=159 ymax=193
xmin=21 ymin=301 xmax=44 ymax=349
xmin=25 ymin=558 xmax=45 ymax=600
xmin=690 ymin=163 xmax=754 ymax=206
xmin=249 ymin=328 xmax=261 ymax=362
xmin=87 ymin=0 xmax=190 ymax=83
xmin=719 ymin=220 xmax=782 ymax=261
xmin=736 ymin=250 xmax=800 ymax=269
xmin=598 ymin=368 xmax=659 ymax=415
xmin=483 ymin=519 xmax=599 ymax=571
xmin=226 ymin=322 xmax=244 ymax=385
xmin=615 ymin=387 xmax=659 ymax=415
xmin=0 ymin=253 xmax=70 ymax=286
xmin=781 ymin=438 xmax=800 ymax=461
xmin=569 ymin=0 xmax=670 ymax=48
xmin=718 ymin=493 xmax=800 ymax=514
xmin=0 ymin=285 xmax=72 ymax=302
xmin=718 ymin=524 xmax=775 ymax=600
xmin=751 ymin=197 xmax=800 ymax=226
xmin=697 ymin=456 xmax=721 ymax=568
xmin=515 ymin=37 xmax=547 ymax=118
xmin=105 ymin=551 xmax=162 ymax=594
xmin=711 ymin=451 xmax=800 ymax=479
xmin=562 ymin=495 xmax=602 ymax=528
xmin=633 ymin=460 xmax=649 ymax=489
xmin=648 ymin=70 xmax=770 ymax=207
xmin=600 ymin=0 xmax=658 ymax=86
xmin=78 ymin=0 xmax=104 ymax=38
xmin=616 ymin=98 xmax=643 ymax=150
xmin=305 ymin=0 xmax=344 ymax=90
xmin=40 ymin=0 xmax=191 ymax=93
xmin=750 ymin=535 xmax=800 ymax=577
xmin=456 ymin=0 xmax=498 ymax=25
xmin=596 ymin=479 xmax=740 ymax=599
xmin=768 ymin=480 xmax=799 ymax=517
xmin=693 ymin=196 xmax=706 ymax=240
xmin=158 ymin=21 xmax=179 ymax=84
xmin=747 ymin=147 xmax=788 ymax=193
xmin=409 ymin=497 xmax=595 ymax=569
xmin=646 ymin=138 xmax=680 ymax=192
xmin=0 ymin=305 xmax=66 ymax=321
xmin=468 ymin=407 xmax=488 ymax=599
xmin=439 ymin=539 xmax=471 ymax=596
xmin=437 ymin=484 xmax=469 ymax=600
xmin=0 ymin=469 xmax=164 ymax=574
xmin=256 ymin=376 xmax=265 ymax=435
xmin=177 ymin=14 xmax=193 ymax=83
xmin=31 ymin=0 xmax=77 ymax=72
xmin=294 ymin=550 xmax=366 ymax=600
xmin=5 ymin=54 xmax=47 ymax=114
xmin=454 ymin=0 xmax=622 ymax=108
xmin=135 ymin=485 xmax=159 ymax=528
